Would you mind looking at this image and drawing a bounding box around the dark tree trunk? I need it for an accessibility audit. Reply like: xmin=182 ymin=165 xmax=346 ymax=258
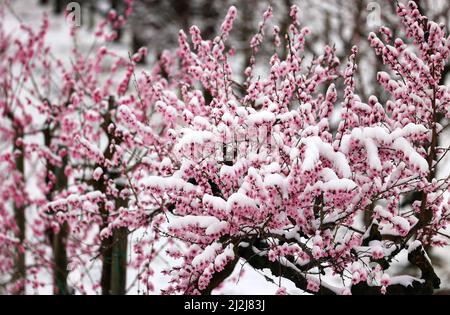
xmin=111 ymin=227 xmax=128 ymax=295
xmin=132 ymin=32 xmax=147 ymax=64
xmin=53 ymin=223 xmax=69 ymax=294
xmin=100 ymin=234 xmax=114 ymax=295
xmin=98 ymin=97 xmax=129 ymax=295
xmin=51 ymin=156 xmax=70 ymax=295
xmin=172 ymin=0 xmax=191 ymax=31
xmin=99 ymin=225 xmax=128 ymax=295
xmin=110 ymin=0 xmax=123 ymax=42
xmin=200 ymin=0 xmax=218 ymax=40
xmin=110 ymin=181 xmax=128 ymax=295
xmin=53 ymin=0 xmax=65 ymax=14
xmin=43 ymin=124 xmax=70 ymax=295
xmin=87 ymin=2 xmax=96 ymax=30
xmin=13 ymin=129 xmax=26 ymax=295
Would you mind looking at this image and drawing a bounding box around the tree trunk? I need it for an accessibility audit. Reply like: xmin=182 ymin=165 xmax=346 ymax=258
xmin=99 ymin=96 xmax=129 ymax=295
xmin=53 ymin=223 xmax=69 ymax=294
xmin=43 ymin=125 xmax=70 ymax=295
xmin=88 ymin=2 xmax=96 ymax=30
xmin=98 ymin=188 xmax=129 ymax=295
xmin=13 ymin=130 xmax=26 ymax=294
xmin=53 ymin=0 xmax=65 ymax=14
xmin=132 ymin=32 xmax=147 ymax=64
xmin=110 ymin=227 xmax=128 ymax=295
xmin=110 ymin=0 xmax=123 ymax=42
xmin=110 ymin=181 xmax=128 ymax=295
xmin=51 ymin=157 xmax=70 ymax=295
xmin=172 ymin=0 xmax=190 ymax=31
xmin=200 ymin=0 xmax=218 ymax=40
xmin=100 ymin=233 xmax=113 ymax=295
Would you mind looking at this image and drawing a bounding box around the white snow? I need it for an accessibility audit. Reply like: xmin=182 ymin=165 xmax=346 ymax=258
xmin=392 ymin=138 xmax=428 ymax=172
xmin=226 ymin=192 xmax=258 ymax=212
xmin=322 ymin=178 xmax=357 ymax=191
xmin=213 ymin=244 xmax=235 ymax=269
xmin=205 ymin=221 xmax=229 ymax=235
xmin=391 ymin=216 xmax=411 ymax=231
xmin=246 ymin=111 xmax=276 ymax=125
xmin=176 ymin=129 xmax=215 ymax=148
xmin=170 ymin=215 xmax=221 ymax=230
xmin=365 ymin=138 xmax=382 ymax=171
xmin=192 ymin=242 xmax=222 ymax=267
xmin=202 ymin=194 xmax=227 ymax=212
xmin=93 ymin=167 xmax=104 ymax=181
xmin=390 ymin=275 xmax=424 ymax=287
xmin=140 ymin=176 xmax=199 ymax=193
xmin=301 ymin=136 xmax=352 ymax=177
xmin=408 ymin=240 xmax=422 ymax=253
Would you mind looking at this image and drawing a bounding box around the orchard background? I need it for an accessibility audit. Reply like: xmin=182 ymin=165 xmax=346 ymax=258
xmin=0 ymin=0 xmax=450 ymax=295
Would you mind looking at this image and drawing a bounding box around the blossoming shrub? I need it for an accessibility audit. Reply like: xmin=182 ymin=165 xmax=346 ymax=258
xmin=128 ymin=2 xmax=450 ymax=295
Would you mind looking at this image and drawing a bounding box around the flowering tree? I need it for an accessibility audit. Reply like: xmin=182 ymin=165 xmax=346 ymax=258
xmin=1 ymin=0 xmax=449 ymax=295
xmin=121 ymin=2 xmax=449 ymax=295
xmin=0 ymin=0 xmax=163 ymax=294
